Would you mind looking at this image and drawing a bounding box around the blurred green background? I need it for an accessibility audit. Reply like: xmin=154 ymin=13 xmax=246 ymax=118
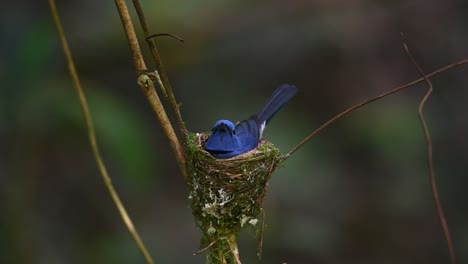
xmin=2 ymin=0 xmax=468 ymax=263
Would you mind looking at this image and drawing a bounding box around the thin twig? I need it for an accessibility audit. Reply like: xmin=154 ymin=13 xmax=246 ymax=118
xmin=132 ymin=0 xmax=188 ymax=138
xmin=114 ymin=0 xmax=187 ymax=178
xmin=401 ymin=33 xmax=457 ymax=264
xmin=48 ymin=1 xmax=154 ymax=263
xmin=283 ymin=59 xmax=468 ymax=160
xmin=146 ymin=33 xmax=185 ymax=43
xmin=257 ymin=208 xmax=265 ymax=260
xmin=193 ymin=239 xmax=218 ymax=255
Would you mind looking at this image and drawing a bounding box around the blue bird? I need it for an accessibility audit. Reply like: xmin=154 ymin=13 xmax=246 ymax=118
xmin=204 ymin=84 xmax=298 ymax=159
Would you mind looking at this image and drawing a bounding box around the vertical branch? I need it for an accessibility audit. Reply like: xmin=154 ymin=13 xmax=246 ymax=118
xmin=48 ymin=1 xmax=154 ymax=263
xmin=114 ymin=0 xmax=186 ymax=177
xmin=131 ymin=0 xmax=188 ymax=139
xmin=401 ymin=34 xmax=457 ymax=264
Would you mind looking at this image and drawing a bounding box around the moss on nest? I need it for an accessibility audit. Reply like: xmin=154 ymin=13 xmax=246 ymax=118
xmin=185 ymin=132 xmax=283 ymax=262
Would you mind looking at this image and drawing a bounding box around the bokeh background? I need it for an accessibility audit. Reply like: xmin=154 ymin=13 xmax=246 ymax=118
xmin=2 ymin=0 xmax=468 ymax=263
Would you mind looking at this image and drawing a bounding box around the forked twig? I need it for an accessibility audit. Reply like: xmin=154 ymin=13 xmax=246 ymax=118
xmin=401 ymin=33 xmax=457 ymax=264
xmin=283 ymin=59 xmax=468 ymax=160
xmin=114 ymin=0 xmax=186 ymax=178
xmin=132 ymin=0 xmax=188 ymax=138
xmin=48 ymin=1 xmax=154 ymax=263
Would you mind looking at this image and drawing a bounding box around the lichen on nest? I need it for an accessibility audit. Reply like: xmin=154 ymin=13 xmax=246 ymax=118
xmin=184 ymin=132 xmax=283 ymax=253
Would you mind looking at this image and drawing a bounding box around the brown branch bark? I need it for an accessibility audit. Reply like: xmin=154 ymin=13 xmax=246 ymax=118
xmin=132 ymin=0 xmax=188 ymax=139
xmin=114 ymin=0 xmax=186 ymax=178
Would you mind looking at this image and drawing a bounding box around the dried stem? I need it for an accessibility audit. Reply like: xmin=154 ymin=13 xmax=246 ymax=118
xmin=257 ymin=208 xmax=265 ymax=260
xmin=283 ymin=59 xmax=468 ymax=160
xmin=228 ymin=234 xmax=242 ymax=264
xmin=132 ymin=0 xmax=188 ymax=139
xmin=401 ymin=34 xmax=457 ymax=264
xmin=114 ymin=0 xmax=186 ymax=178
xmin=48 ymin=1 xmax=154 ymax=263
xmin=193 ymin=239 xmax=218 ymax=255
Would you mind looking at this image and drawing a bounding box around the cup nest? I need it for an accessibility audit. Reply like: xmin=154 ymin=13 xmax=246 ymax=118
xmin=185 ymin=132 xmax=283 ymax=249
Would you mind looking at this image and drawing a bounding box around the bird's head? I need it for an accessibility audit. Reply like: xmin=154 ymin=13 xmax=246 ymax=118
xmin=204 ymin=120 xmax=240 ymax=152
xmin=212 ymin=120 xmax=236 ymax=135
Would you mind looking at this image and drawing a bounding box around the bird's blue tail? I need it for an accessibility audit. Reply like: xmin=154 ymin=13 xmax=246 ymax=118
xmin=257 ymin=84 xmax=298 ymax=125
